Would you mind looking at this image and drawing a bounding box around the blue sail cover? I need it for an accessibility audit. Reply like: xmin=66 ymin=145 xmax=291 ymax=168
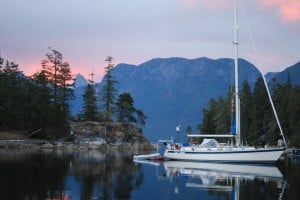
xmin=231 ymin=118 xmax=236 ymax=135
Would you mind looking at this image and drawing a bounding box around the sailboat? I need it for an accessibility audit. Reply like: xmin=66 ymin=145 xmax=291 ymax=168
xmin=163 ymin=0 xmax=286 ymax=163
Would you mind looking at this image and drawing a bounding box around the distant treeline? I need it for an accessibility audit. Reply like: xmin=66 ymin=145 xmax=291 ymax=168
xmin=198 ymin=76 xmax=300 ymax=147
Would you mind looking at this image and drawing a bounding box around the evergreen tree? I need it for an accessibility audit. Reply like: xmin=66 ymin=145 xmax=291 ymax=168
xmin=214 ymin=96 xmax=230 ymax=134
xmin=30 ymin=69 xmax=52 ymax=132
xmin=240 ymin=81 xmax=252 ymax=143
xmin=0 ymin=60 xmax=25 ymax=129
xmin=56 ymin=61 xmax=74 ymax=113
xmin=44 ymin=48 xmax=73 ymax=108
xmin=279 ymin=82 xmax=300 ymax=147
xmin=115 ymin=92 xmax=147 ymax=127
xmin=82 ymin=84 xmax=98 ymax=121
xmin=45 ymin=48 xmax=62 ymax=103
xmin=135 ymin=109 xmax=147 ymax=127
xmin=271 ymin=75 xmax=292 ymax=142
xmin=198 ymin=93 xmax=231 ymax=143
xmin=285 ymin=85 xmax=300 ymax=146
xmin=116 ymin=93 xmax=136 ymax=123
xmin=29 ymin=48 xmax=74 ymax=137
xmin=249 ymin=77 xmax=272 ymax=142
xmin=293 ymin=119 xmax=300 ymax=147
xmin=100 ymin=56 xmax=117 ymax=122
xmin=200 ymin=99 xmax=217 ymax=134
xmin=0 ymin=57 xmax=46 ymax=132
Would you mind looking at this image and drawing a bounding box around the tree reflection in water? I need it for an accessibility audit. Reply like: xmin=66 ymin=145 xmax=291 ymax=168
xmin=0 ymin=149 xmax=71 ymax=199
xmin=70 ymin=150 xmax=143 ymax=199
xmin=0 ymin=149 xmax=143 ymax=199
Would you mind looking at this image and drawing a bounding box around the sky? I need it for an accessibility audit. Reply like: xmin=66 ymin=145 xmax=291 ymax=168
xmin=1 ymin=0 xmax=299 ymax=81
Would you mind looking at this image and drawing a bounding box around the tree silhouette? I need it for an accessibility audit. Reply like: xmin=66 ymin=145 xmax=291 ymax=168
xmin=100 ymin=56 xmax=117 ymax=122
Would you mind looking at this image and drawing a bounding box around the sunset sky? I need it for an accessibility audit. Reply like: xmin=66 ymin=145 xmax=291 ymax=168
xmin=1 ymin=0 xmax=299 ymax=81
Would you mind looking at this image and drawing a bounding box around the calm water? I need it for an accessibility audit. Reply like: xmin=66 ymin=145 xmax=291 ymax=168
xmin=0 ymin=149 xmax=299 ymax=200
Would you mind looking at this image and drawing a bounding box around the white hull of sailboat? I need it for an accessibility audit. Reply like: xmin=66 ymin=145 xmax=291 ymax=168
xmin=164 ymin=147 xmax=285 ymax=163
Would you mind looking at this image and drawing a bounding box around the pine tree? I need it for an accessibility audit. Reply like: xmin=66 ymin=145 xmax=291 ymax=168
xmin=290 ymin=86 xmax=300 ymax=146
xmin=214 ymin=96 xmax=230 ymax=134
xmin=240 ymin=81 xmax=252 ymax=143
xmin=0 ymin=60 xmax=24 ymax=129
xmin=100 ymin=56 xmax=117 ymax=122
xmin=200 ymin=99 xmax=217 ymax=134
xmin=57 ymin=61 xmax=74 ymax=113
xmin=45 ymin=48 xmax=62 ymax=103
xmin=249 ymin=77 xmax=272 ymax=141
xmin=135 ymin=109 xmax=147 ymax=127
xmin=116 ymin=93 xmax=136 ymax=123
xmin=30 ymin=68 xmax=52 ymax=132
xmin=44 ymin=48 xmax=74 ymax=108
xmin=30 ymin=48 xmax=74 ymax=137
xmin=82 ymin=83 xmax=98 ymax=121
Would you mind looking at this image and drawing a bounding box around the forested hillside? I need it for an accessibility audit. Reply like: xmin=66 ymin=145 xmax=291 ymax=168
xmin=199 ymin=77 xmax=300 ymax=147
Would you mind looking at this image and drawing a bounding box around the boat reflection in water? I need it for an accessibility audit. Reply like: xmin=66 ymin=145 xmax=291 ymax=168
xmin=163 ymin=161 xmax=286 ymax=200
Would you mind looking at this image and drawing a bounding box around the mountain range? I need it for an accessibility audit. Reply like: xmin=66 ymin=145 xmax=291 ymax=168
xmin=70 ymin=57 xmax=300 ymax=142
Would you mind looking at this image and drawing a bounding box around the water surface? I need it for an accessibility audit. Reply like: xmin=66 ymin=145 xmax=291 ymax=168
xmin=0 ymin=149 xmax=299 ymax=200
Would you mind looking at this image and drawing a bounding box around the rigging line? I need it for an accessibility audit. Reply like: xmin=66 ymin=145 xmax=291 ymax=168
xmin=240 ymin=1 xmax=287 ymax=146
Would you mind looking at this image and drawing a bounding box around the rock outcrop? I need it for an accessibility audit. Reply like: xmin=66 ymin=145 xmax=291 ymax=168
xmin=0 ymin=122 xmax=154 ymax=150
xmin=69 ymin=121 xmax=153 ymax=149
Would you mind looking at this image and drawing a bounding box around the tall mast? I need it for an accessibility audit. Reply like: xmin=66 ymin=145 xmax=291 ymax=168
xmin=234 ymin=0 xmax=240 ymax=146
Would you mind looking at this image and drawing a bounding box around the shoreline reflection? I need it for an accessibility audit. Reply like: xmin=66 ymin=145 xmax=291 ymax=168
xmin=0 ymin=149 xmax=142 ymax=200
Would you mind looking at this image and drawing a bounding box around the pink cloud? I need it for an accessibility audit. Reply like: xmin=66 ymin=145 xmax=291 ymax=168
xmin=260 ymin=0 xmax=300 ymax=22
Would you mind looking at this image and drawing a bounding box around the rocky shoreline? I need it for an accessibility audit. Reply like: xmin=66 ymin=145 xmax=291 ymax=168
xmin=0 ymin=139 xmax=155 ymax=151
xmin=0 ymin=121 xmax=156 ymax=151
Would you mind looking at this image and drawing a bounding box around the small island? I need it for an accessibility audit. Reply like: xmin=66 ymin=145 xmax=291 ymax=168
xmin=0 ymin=53 xmax=152 ymax=152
